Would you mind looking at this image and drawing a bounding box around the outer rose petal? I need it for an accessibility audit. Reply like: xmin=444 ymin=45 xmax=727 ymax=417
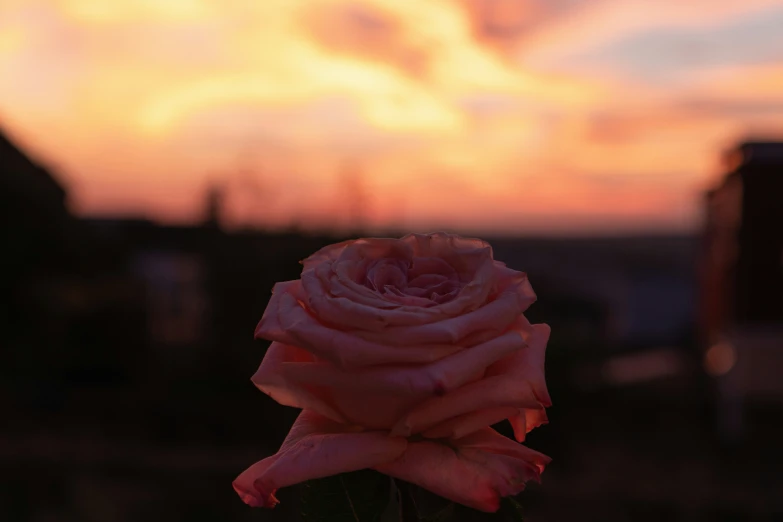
xmin=374 ymin=428 xmax=550 ymax=512
xmin=300 ymin=239 xmax=354 ymax=272
xmin=509 ymin=407 xmax=549 ymax=442
xmin=422 ymin=406 xmax=519 ymax=440
xmin=493 ymin=261 xmax=537 ymax=294
xmin=279 ymin=330 xmax=526 ymax=428
xmin=251 ymin=342 xmax=347 ymax=423
xmin=233 ymin=410 xmax=407 ymax=508
xmin=391 ymin=322 xmax=551 ymax=437
xmin=253 ymin=281 xmax=301 ymax=345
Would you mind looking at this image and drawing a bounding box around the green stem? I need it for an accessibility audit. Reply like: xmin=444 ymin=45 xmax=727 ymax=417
xmin=395 ymin=480 xmax=420 ymax=522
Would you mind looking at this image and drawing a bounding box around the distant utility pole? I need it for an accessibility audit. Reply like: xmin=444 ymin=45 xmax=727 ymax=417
xmin=203 ymin=181 xmax=224 ymax=229
xmin=340 ymin=163 xmax=370 ymax=234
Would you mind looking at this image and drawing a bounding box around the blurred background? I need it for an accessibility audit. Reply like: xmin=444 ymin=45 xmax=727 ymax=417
xmin=1 ymin=0 xmax=782 ymax=521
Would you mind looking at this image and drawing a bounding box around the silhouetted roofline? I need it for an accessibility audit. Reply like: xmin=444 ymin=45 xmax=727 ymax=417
xmin=0 ymin=125 xmax=67 ymax=202
xmin=734 ymin=141 xmax=783 ymax=167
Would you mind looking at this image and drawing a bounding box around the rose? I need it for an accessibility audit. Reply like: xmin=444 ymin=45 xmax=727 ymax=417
xmin=233 ymin=233 xmax=552 ymax=513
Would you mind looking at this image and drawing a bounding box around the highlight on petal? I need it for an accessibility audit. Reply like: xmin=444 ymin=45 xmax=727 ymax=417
xmin=375 ymin=428 xmax=550 ymax=513
xmin=233 ymin=410 xmax=407 ymax=509
xmin=509 ymin=407 xmax=549 ymax=443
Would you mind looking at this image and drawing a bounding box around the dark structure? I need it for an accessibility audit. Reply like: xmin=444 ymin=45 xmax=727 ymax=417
xmin=701 ymin=141 xmax=783 ymax=339
xmin=1 ymin=128 xmax=73 ymax=287
xmin=1 ymin=128 xmax=90 ymax=388
xmin=699 ymin=140 xmax=783 ymax=441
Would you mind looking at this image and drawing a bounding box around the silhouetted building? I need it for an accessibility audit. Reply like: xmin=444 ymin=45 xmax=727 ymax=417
xmin=1 ymin=128 xmax=71 ymax=281
xmin=1 ymin=127 xmax=149 ymax=395
xmin=700 ymin=140 xmax=783 ymax=440
xmin=1 ymin=127 xmax=79 ymax=382
xmin=701 ymin=141 xmax=783 ymax=336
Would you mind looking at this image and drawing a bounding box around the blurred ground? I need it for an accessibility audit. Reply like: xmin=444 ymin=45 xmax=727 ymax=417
xmin=2 ymin=356 xmax=782 ymax=522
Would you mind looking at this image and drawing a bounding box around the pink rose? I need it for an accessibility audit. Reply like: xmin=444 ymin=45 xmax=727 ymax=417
xmin=233 ymin=233 xmax=552 ymax=512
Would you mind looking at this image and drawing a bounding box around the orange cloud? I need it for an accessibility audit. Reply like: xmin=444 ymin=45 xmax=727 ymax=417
xmin=303 ymin=2 xmax=431 ymax=78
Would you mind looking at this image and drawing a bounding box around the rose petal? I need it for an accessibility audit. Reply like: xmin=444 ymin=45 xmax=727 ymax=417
xmin=303 ymin=265 xmax=451 ymax=331
xmin=391 ymin=322 xmax=551 ymax=437
xmin=493 ymin=261 xmax=536 ymax=296
xmin=509 ymin=407 xmax=549 ymax=442
xmin=280 ymin=361 xmax=434 ymax=429
xmin=423 ymin=330 xmax=527 ymax=393
xmin=300 ymin=239 xmax=354 ymax=272
xmin=374 ymin=428 xmax=550 ymax=512
xmin=490 ymin=321 xmax=551 ymax=407
xmin=366 ymin=258 xmax=408 ymax=291
xmin=303 ymin=270 xmax=394 ymax=330
xmin=353 ymin=290 xmax=530 ymax=346
xmin=422 ymin=406 xmax=520 ymax=440
xmin=278 ymin=332 xmax=525 ymax=396
xmin=279 ymin=330 xmax=525 ymax=428
xmin=336 ymin=237 xmax=414 ymax=267
xmin=275 ymin=292 xmax=467 ymax=368
xmin=234 ymin=410 xmax=407 ymax=508
xmin=409 ymin=256 xmax=458 ymax=281
xmin=331 ymin=260 xmax=405 ymax=308
xmin=401 ymin=234 xmax=496 ymax=309
xmin=407 ymin=272 xmax=449 ymax=289
xmin=382 ymin=287 xmax=437 ymax=307
xmin=405 ymin=279 xmax=458 ymax=299
xmin=254 ymin=281 xmax=301 ymax=344
xmin=402 ymin=233 xmax=491 ymax=275
xmin=455 ymin=428 xmax=551 ymax=473
xmin=251 ymin=342 xmax=347 ymax=423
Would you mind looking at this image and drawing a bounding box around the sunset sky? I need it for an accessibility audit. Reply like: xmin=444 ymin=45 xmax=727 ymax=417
xmin=2 ymin=0 xmax=783 ymax=234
